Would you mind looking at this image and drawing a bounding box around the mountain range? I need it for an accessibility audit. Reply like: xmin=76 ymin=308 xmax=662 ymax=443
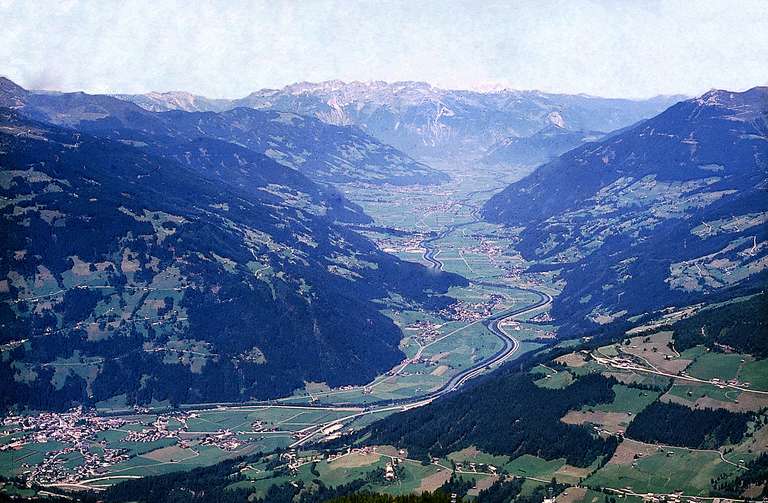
xmin=114 ymin=80 xmax=684 ymax=159
xmin=0 ymin=85 xmax=465 ymax=410
xmin=2 ymin=74 xmax=766 ymax=502
xmin=0 ymin=78 xmax=446 ymax=186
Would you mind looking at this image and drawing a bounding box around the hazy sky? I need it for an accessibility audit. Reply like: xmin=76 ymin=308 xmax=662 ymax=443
xmin=2 ymin=0 xmax=767 ymax=99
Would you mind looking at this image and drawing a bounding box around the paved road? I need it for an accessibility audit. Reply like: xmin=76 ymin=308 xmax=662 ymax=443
xmin=418 ymin=185 xmax=502 ymax=271
xmin=289 ymin=195 xmax=553 ymax=446
xmin=593 ymin=352 xmax=768 ymax=396
xmin=438 ymin=289 xmax=551 ymax=393
xmin=107 ymin=185 xmax=552 ymax=448
xmin=415 ymin=188 xmax=553 ymax=394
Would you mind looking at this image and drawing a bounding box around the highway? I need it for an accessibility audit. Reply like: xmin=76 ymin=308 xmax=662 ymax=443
xmin=421 ymin=222 xmax=469 ymax=271
xmin=101 ymin=185 xmax=553 ymax=448
xmin=289 ymin=184 xmax=554 ymax=446
xmin=415 ymin=187 xmax=554 ymax=392
xmin=390 ymin=184 xmax=555 ymax=402
xmin=444 ymin=289 xmax=551 ymax=392
xmin=418 ymin=186 xmax=499 ymax=271
xmin=289 ymin=290 xmax=551 ymax=448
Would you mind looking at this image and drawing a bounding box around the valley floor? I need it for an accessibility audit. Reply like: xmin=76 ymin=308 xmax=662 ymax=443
xmin=1 ymin=160 xmax=559 ymax=492
xmin=2 ymin=160 xmax=766 ymax=501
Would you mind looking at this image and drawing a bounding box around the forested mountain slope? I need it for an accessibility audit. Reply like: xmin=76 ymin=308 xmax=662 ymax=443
xmin=0 ymin=109 xmax=464 ymax=410
xmin=483 ymin=87 xmax=768 ymax=331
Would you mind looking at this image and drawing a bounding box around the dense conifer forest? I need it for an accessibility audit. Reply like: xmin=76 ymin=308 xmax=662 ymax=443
xmin=624 ymin=401 xmax=752 ymax=448
xmin=359 ymin=373 xmax=619 ymax=465
xmin=672 ymin=293 xmax=768 ymax=358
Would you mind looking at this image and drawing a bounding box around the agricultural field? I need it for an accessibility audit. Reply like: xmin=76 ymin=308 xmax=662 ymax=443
xmin=585 ymin=440 xmax=740 ymax=496
xmin=0 ymin=164 xmax=562 ymax=494
xmin=230 ymin=447 xmax=449 ymax=499
xmin=268 ymin=166 xmax=558 ymax=408
xmin=562 ymin=383 xmax=659 ymax=435
xmin=4 ymin=162 xmax=764 ymax=502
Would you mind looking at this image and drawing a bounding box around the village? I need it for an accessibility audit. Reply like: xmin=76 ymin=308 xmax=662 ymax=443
xmin=438 ymin=296 xmax=506 ymax=323
xmin=276 ymin=445 xmax=417 ymax=484
xmin=0 ymin=407 xmax=251 ymax=487
xmin=1 ymin=408 xmax=131 ymax=486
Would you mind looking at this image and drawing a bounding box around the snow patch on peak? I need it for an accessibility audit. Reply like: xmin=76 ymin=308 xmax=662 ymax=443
xmin=145 ymin=91 xmax=200 ymax=110
xmin=547 ymin=111 xmax=566 ymax=129
xmin=696 ymin=89 xmax=733 ymax=106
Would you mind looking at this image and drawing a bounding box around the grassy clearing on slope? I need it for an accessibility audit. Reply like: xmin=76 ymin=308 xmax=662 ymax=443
xmin=587 ymin=385 xmax=660 ymax=414
xmin=586 ymin=441 xmax=739 ymax=496
xmin=685 ymin=352 xmax=745 ymax=381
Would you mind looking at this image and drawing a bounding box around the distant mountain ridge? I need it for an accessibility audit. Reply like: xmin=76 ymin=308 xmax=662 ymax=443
xmin=482 ymin=123 xmax=606 ymax=167
xmin=110 ymin=80 xmax=685 ymax=159
xmin=0 ymin=77 xmax=447 ymax=186
xmin=483 ymin=87 xmax=768 ymax=332
xmin=111 ymin=90 xmax=232 ymax=113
